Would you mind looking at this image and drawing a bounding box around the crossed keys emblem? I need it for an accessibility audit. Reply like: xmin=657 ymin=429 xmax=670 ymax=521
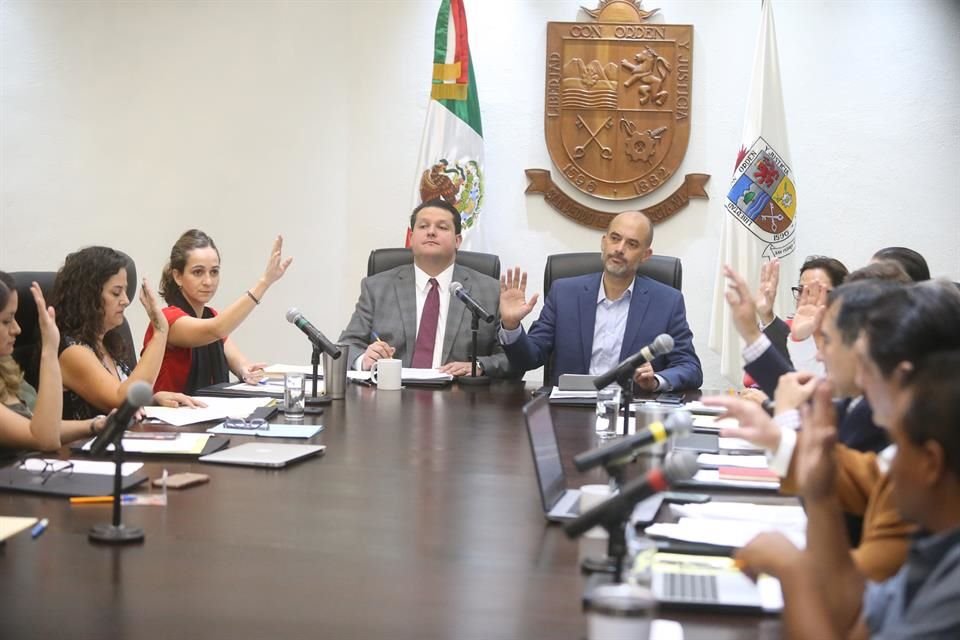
xmin=760 ymin=202 xmax=785 ymax=232
xmin=574 ymin=115 xmax=613 ymax=160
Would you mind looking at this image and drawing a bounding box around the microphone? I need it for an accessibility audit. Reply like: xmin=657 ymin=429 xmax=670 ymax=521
xmin=450 ymin=282 xmax=495 ymax=323
xmin=593 ymin=333 xmax=675 ymax=390
xmin=88 ymin=381 xmax=154 ymax=456
xmin=286 ymin=308 xmax=342 ymax=358
xmin=573 ymin=410 xmax=694 ymax=472
xmin=565 ymin=450 xmax=698 ymax=538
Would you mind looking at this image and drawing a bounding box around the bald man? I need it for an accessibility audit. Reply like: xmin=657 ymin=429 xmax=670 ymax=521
xmin=499 ymin=212 xmax=702 ymax=390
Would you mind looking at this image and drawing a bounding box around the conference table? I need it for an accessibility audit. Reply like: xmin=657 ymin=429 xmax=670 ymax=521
xmin=0 ymin=381 xmax=784 ymax=639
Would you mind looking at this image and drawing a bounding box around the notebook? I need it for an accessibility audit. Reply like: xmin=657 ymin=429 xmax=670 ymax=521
xmin=198 ymin=442 xmax=325 ymax=468
xmin=523 ymin=395 xmax=581 ymax=522
xmin=648 ymin=552 xmax=783 ymax=613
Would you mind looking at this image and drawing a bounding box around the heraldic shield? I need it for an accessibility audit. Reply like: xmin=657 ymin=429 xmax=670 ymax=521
xmin=545 ymin=21 xmax=693 ymax=200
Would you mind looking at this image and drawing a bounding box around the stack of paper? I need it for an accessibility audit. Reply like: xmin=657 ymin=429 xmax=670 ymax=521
xmin=645 ymin=514 xmax=805 ymax=549
xmin=263 ymin=363 xmax=320 ymax=377
xmin=144 ymin=396 xmax=273 ymax=426
xmin=207 ymin=423 xmax=322 ymax=439
xmin=81 ymin=433 xmax=212 ymax=455
xmin=696 ymin=453 xmax=769 ymax=469
xmin=20 ymin=459 xmax=143 ymax=477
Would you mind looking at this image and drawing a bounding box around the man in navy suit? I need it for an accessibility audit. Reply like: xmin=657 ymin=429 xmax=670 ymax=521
xmin=497 ymin=211 xmax=702 ymax=390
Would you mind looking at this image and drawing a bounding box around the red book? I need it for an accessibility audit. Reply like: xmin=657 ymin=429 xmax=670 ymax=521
xmin=718 ymin=466 xmax=780 ymax=483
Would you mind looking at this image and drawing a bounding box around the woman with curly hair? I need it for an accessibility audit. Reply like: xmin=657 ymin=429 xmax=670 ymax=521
xmin=52 ymin=247 xmax=200 ymax=420
xmin=1 ymin=271 xmax=107 ymax=457
xmin=147 ymin=230 xmax=291 ymax=394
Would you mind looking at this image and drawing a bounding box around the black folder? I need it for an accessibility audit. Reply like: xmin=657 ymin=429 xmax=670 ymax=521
xmin=0 ymin=467 xmax=149 ymax=498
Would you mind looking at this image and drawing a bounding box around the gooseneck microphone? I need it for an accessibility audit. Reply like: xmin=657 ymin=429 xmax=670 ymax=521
xmin=573 ymin=410 xmax=694 ymax=472
xmin=593 ymin=333 xmax=675 ymax=390
xmin=564 ymin=450 xmax=698 ymax=538
xmin=286 ymin=308 xmax=342 ymax=358
xmin=450 ymin=282 xmax=495 ymax=323
xmin=89 ymin=381 xmax=154 ymax=456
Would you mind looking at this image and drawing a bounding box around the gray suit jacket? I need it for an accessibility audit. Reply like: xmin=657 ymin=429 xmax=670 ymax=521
xmin=338 ymin=263 xmax=512 ymax=378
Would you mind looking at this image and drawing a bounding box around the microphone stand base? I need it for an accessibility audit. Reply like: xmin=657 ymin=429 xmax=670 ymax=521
xmin=457 ymin=375 xmax=492 ymax=386
xmin=88 ymin=523 xmax=145 ymax=544
xmin=580 ymin=555 xmax=618 ymax=575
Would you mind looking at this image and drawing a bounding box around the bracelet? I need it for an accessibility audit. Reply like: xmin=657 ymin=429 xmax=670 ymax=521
xmin=246 ymin=290 xmax=261 ymax=305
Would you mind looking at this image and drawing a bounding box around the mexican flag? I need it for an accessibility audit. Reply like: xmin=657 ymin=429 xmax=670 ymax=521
xmin=408 ymin=0 xmax=485 ymax=250
xmin=708 ymin=0 xmax=798 ymax=381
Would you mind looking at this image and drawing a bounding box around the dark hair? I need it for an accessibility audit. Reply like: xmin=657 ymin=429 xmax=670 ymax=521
xmin=830 ymin=280 xmax=906 ymax=346
xmin=862 ymin=280 xmax=960 ymax=378
xmin=902 ymin=350 xmax=960 ymax=478
xmin=800 ymin=256 xmax=848 ymax=288
xmin=872 ymin=247 xmax=930 ymax=282
xmin=410 ymin=199 xmax=462 ymax=236
xmin=846 ymin=260 xmax=912 ymax=284
xmin=0 ymin=271 xmax=14 ymax=312
xmin=159 ymin=229 xmax=221 ymax=304
xmin=51 ymin=246 xmax=131 ymax=363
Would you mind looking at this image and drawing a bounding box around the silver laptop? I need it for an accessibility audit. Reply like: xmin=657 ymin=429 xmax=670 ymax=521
xmin=523 ymin=395 xmax=581 ymax=522
xmin=649 ymin=554 xmax=783 ymax=613
xmin=199 ymin=442 xmax=325 ymax=468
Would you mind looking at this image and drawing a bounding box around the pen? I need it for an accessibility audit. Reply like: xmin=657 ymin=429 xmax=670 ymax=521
xmin=69 ymin=495 xmax=137 ymax=505
xmin=371 ymin=331 xmax=385 ymax=344
xmin=31 ymin=518 xmax=49 ymax=538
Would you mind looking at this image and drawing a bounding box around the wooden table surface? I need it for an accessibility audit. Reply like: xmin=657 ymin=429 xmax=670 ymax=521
xmin=0 ymin=382 xmax=782 ymax=639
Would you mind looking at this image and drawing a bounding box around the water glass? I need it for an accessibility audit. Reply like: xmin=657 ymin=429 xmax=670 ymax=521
xmin=595 ymin=385 xmax=621 ymax=439
xmin=284 ymin=372 xmax=306 ymax=419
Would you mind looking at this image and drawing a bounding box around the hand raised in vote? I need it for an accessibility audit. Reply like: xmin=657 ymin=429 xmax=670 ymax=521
xmin=774 ymin=371 xmax=818 ymax=414
xmin=632 ymin=361 xmax=658 ymax=392
xmin=703 ymin=394 xmax=782 ymax=451
xmin=262 ymin=235 xmax=293 ymax=286
xmin=795 ymin=381 xmax=839 ymax=503
xmin=30 ymin=282 xmax=60 ymax=353
xmin=140 ymin=278 xmax=169 ymax=335
xmin=791 ymin=280 xmax=827 ymax=342
xmin=362 ymin=339 xmax=395 ymax=371
xmin=755 ymin=259 xmax=780 ymax=326
xmin=499 ymin=267 xmax=539 ymax=331
xmin=722 ymin=265 xmax=762 ymax=344
xmin=735 ymin=531 xmax=802 ymax=582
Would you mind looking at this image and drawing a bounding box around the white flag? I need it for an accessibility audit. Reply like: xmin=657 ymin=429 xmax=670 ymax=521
xmin=709 ymin=0 xmax=798 ymax=382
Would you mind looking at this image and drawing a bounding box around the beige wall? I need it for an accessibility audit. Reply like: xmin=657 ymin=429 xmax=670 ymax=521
xmin=2 ymin=0 xmax=959 ymax=387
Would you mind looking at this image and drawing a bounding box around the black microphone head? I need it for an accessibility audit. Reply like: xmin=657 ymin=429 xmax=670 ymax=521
xmin=127 ymin=381 xmax=154 ymax=407
xmin=285 ymin=308 xmax=300 ymax=324
xmin=662 ymin=450 xmax=699 ymax=483
xmin=652 ymin=333 xmax=675 ymax=357
xmin=450 ymin=281 xmax=464 ymax=295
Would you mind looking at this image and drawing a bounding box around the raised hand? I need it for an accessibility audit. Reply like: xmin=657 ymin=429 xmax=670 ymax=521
xmin=791 ymin=281 xmax=828 ymax=341
xmin=774 ymin=371 xmax=819 ymax=414
xmin=499 ymin=267 xmax=539 ymax=331
xmin=755 ymin=259 xmax=780 ymax=326
xmin=139 ymin=278 xmax=169 ymax=335
xmin=722 ymin=265 xmax=761 ymax=344
xmin=702 ymin=394 xmax=782 ymax=451
xmin=263 ymin=235 xmax=294 ymax=286
xmin=30 ymin=282 xmax=60 ymax=351
xmin=795 ymin=381 xmax=839 ymax=502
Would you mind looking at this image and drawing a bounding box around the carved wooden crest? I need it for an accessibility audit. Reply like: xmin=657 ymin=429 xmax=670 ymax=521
xmin=545 ymin=1 xmax=692 ymax=200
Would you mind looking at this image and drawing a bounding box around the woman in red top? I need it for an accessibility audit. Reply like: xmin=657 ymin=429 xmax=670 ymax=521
xmin=146 ymin=230 xmax=292 ymax=394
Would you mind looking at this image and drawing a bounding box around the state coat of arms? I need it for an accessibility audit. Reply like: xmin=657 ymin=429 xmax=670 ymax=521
xmin=545 ymin=1 xmax=692 ymax=200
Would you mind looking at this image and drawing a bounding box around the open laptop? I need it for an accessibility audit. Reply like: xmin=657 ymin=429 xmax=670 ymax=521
xmin=198 ymin=442 xmax=325 ymax=468
xmin=648 ymin=553 xmax=783 ymax=613
xmin=523 ymin=395 xmax=581 ymax=522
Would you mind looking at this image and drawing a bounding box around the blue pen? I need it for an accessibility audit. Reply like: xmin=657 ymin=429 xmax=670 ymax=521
xmin=31 ymin=518 xmax=49 ymax=539
xmin=371 ymin=331 xmax=383 ymax=343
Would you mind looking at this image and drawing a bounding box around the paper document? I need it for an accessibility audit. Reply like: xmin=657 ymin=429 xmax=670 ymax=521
xmin=0 ymin=516 xmax=39 ymax=542
xmin=550 ymin=388 xmax=598 ymax=401
xmin=683 ymin=401 xmax=727 ymax=416
xmin=688 ymin=469 xmax=780 ymax=490
xmin=645 ymin=516 xmax=805 ymax=549
xmin=718 ymin=436 xmax=763 ymax=452
xmin=670 ymin=502 xmax=805 ymax=527
xmin=81 ymin=433 xmax=211 ymax=455
xmin=263 ymin=363 xmax=321 ymax=377
xmin=144 ymin=396 xmax=273 ymax=426
xmin=208 ymin=423 xmax=322 ymax=439
xmin=401 ymin=368 xmax=453 ymax=383
xmin=697 ymin=453 xmax=769 ymax=469
xmin=20 ymin=459 xmax=143 ymax=477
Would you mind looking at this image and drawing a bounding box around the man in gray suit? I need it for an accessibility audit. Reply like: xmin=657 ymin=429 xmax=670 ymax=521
xmin=339 ymin=200 xmax=511 ymax=378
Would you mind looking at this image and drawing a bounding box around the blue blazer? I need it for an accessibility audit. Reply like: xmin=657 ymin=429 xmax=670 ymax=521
xmin=502 ymin=273 xmax=703 ymax=389
xmin=745 ymin=344 xmax=888 ymax=453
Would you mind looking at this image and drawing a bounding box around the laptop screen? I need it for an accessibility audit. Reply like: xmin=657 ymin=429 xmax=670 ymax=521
xmin=523 ymin=395 xmax=567 ymax=511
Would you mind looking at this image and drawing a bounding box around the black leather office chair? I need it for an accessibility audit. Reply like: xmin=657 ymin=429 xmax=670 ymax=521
xmin=11 ymin=252 xmax=139 ymax=388
xmin=367 ymin=248 xmax=501 ymax=280
xmin=540 ymin=252 xmax=682 ymax=385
